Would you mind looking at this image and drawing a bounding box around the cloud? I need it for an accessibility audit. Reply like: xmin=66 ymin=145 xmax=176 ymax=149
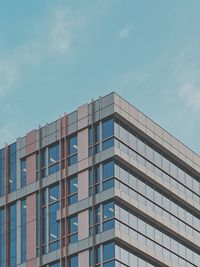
xmin=119 ymin=26 xmax=131 ymax=40
xmin=178 ymin=82 xmax=200 ymax=111
xmin=0 ymin=7 xmax=85 ymax=97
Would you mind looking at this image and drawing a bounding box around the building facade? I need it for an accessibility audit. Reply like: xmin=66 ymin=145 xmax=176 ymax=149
xmin=0 ymin=92 xmax=200 ymax=267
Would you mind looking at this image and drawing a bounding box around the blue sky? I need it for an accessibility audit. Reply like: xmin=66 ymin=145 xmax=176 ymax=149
xmin=1 ymin=0 xmax=200 ymax=153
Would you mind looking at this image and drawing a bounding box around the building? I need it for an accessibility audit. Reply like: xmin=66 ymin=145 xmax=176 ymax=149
xmin=0 ymin=92 xmax=200 ymax=267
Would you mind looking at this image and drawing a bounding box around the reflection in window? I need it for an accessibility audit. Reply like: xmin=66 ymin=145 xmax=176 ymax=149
xmin=102 ymin=119 xmax=114 ymax=151
xmin=68 ymin=176 xmax=78 ymax=205
xmin=69 ymin=215 xmax=78 ymax=244
xmin=21 ymin=158 xmax=26 ymax=187
xmin=103 ymin=202 xmax=115 ymax=231
xmin=68 ymin=135 xmax=78 ymax=166
xmin=49 ymin=143 xmax=60 ymax=175
xmin=103 ymin=242 xmax=115 ymax=267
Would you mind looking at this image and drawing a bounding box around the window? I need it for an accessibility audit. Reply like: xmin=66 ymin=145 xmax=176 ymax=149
xmin=0 ymin=148 xmax=5 ymax=197
xmin=103 ymin=161 xmax=114 ymax=190
xmin=49 ymin=143 xmax=60 ymax=175
xmin=36 ymin=148 xmax=46 ymax=179
xmin=49 ymin=262 xmax=60 ymax=267
xmin=103 ymin=242 xmax=115 ymax=267
xmin=90 ymin=246 xmax=100 ymax=267
xmin=69 ymin=254 xmax=78 ymax=267
xmin=9 ymin=203 xmax=17 ymax=267
xmin=21 ymin=159 xmax=26 ymax=187
xmin=21 ymin=199 xmax=26 ymax=263
xmin=88 ymin=123 xmax=100 ymax=156
xmin=68 ymin=176 xmax=78 ymax=205
xmin=89 ymin=166 xmax=100 ymax=196
xmin=0 ymin=208 xmax=5 ymax=267
xmin=89 ymin=205 xmax=100 ymax=236
xmin=69 ymin=215 xmax=78 ymax=244
xmin=103 ymin=202 xmax=115 ymax=231
xmin=49 ymin=185 xmax=60 ymax=252
xmin=68 ymin=135 xmax=78 ymax=166
xmin=102 ymin=119 xmax=114 ymax=151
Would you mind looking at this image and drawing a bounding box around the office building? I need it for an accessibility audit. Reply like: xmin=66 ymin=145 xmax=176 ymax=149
xmin=0 ymin=92 xmax=200 ymax=267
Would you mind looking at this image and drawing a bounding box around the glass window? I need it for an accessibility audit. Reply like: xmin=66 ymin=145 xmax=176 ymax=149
xmin=9 ymin=203 xmax=17 ymax=267
xmin=49 ymin=143 xmax=59 ymax=175
xmin=68 ymin=176 xmax=78 ymax=205
xmin=103 ymin=161 xmax=114 ymax=191
xmin=21 ymin=199 xmax=26 ymax=263
xmin=36 ymin=148 xmax=46 ymax=179
xmin=0 ymin=148 xmax=5 ymax=197
xmin=102 ymin=138 xmax=114 ymax=151
xmin=69 ymin=215 xmax=78 ymax=244
xmin=49 ymin=143 xmax=59 ymax=164
xmin=103 ymin=242 xmax=115 ymax=261
xmin=69 ymin=254 xmax=78 ymax=267
xmin=0 ymin=208 xmax=5 ymax=267
xmin=69 ymin=135 xmax=78 ymax=155
xmin=103 ymin=202 xmax=115 ymax=231
xmin=102 ymin=119 xmax=114 ymax=139
xmin=21 ymin=159 xmax=26 ymax=187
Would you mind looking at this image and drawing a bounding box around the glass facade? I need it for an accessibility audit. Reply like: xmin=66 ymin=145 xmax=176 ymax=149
xmin=21 ymin=199 xmax=27 ymax=263
xmin=8 ymin=143 xmax=17 ymax=193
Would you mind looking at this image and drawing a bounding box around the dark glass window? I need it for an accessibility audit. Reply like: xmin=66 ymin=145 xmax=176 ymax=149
xmin=36 ymin=148 xmax=46 ymax=179
xmin=68 ymin=176 xmax=78 ymax=205
xmin=89 ymin=246 xmax=101 ymax=267
xmin=21 ymin=199 xmax=26 ymax=263
xmin=49 ymin=143 xmax=60 ymax=175
xmin=89 ymin=205 xmax=100 ymax=236
xmin=69 ymin=254 xmax=78 ymax=267
xmin=0 ymin=208 xmax=5 ymax=267
xmin=9 ymin=203 xmax=17 ymax=267
xmin=88 ymin=124 xmax=100 ymax=156
xmin=102 ymin=119 xmax=114 ymax=139
xmin=21 ymin=159 xmax=26 ymax=187
xmin=49 ymin=185 xmax=60 ymax=251
xmin=102 ymin=138 xmax=114 ymax=151
xmin=0 ymin=148 xmax=5 ymax=197
xmin=103 ymin=161 xmax=114 ymax=191
xmin=103 ymin=242 xmax=115 ymax=261
xmin=49 ymin=262 xmax=60 ymax=267
xmin=69 ymin=215 xmax=78 ymax=244
xmin=103 ymin=202 xmax=115 ymax=231
xmin=68 ymin=135 xmax=78 ymax=166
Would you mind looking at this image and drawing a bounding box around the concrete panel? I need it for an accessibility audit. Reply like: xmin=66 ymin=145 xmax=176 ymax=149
xmin=78 ymin=249 xmax=89 ymax=267
xmin=78 ymin=170 xmax=88 ymax=201
xmin=27 ymin=154 xmax=36 ymax=185
xmin=78 ymin=104 xmax=88 ymax=130
xmin=78 ymin=128 xmax=88 ymax=172
xmin=26 ymin=258 xmax=36 ymax=267
xmin=78 ymin=210 xmax=89 ymax=240
xmin=27 ymin=193 xmax=37 ymax=261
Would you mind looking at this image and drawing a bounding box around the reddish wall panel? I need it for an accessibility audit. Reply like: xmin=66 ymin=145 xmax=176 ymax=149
xmin=78 ymin=210 xmax=89 ymax=240
xmin=26 ymin=154 xmax=36 ymax=184
xmin=26 ymin=130 xmax=36 ymax=155
xmin=78 ymin=250 xmax=89 ymax=267
xmin=78 ymin=170 xmax=88 ymax=201
xmin=27 ymin=193 xmax=37 ymax=263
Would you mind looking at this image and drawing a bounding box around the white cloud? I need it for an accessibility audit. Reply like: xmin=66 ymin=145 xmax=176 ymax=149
xmin=119 ymin=26 xmax=131 ymax=40
xmin=178 ymin=82 xmax=200 ymax=111
xmin=0 ymin=7 xmax=85 ymax=97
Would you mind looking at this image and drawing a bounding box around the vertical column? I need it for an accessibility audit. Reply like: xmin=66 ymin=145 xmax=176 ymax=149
xmin=78 ymin=250 xmax=89 ymax=267
xmin=27 ymin=193 xmax=37 ymax=267
xmin=78 ymin=210 xmax=89 ymax=240
xmin=78 ymin=103 xmax=89 ymax=172
xmin=78 ymin=170 xmax=88 ymax=201
xmin=26 ymin=130 xmax=37 ymax=185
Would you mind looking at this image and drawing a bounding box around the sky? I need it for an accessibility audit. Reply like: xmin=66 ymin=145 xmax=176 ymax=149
xmin=1 ymin=0 xmax=200 ymax=154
